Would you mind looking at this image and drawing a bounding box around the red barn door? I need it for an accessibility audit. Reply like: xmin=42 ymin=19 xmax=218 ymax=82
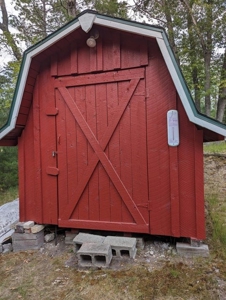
xmin=55 ymin=68 xmax=149 ymax=233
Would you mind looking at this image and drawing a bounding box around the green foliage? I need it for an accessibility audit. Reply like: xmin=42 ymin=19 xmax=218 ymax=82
xmin=203 ymin=141 xmax=226 ymax=153
xmin=0 ymin=147 xmax=18 ymax=191
xmin=86 ymin=0 xmax=128 ymax=18
xmin=0 ymin=186 xmax=18 ymax=206
xmin=0 ymin=61 xmax=19 ymax=127
xmin=207 ymin=194 xmax=226 ymax=258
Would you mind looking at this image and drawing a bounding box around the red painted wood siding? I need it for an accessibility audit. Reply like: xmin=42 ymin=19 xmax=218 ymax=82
xmin=18 ymin=31 xmax=205 ymax=239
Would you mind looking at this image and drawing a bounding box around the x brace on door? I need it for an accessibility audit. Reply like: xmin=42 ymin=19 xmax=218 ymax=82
xmin=57 ymin=69 xmax=147 ymax=226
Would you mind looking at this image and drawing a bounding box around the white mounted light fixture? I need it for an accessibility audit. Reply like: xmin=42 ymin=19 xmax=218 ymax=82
xmin=86 ymin=37 xmax=96 ymax=47
xmin=167 ymin=110 xmax=180 ymax=146
xmin=86 ymin=29 xmax=99 ymax=48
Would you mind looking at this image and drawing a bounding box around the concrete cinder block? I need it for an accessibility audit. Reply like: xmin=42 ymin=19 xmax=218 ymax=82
xmin=176 ymin=242 xmax=209 ymax=257
xmin=12 ymin=230 xmax=44 ymax=252
xmin=15 ymin=222 xmax=24 ymax=233
xmin=65 ymin=231 xmax=77 ymax=245
xmin=77 ymin=242 xmax=112 ymax=268
xmin=104 ymin=236 xmax=137 ymax=259
xmin=73 ymin=233 xmax=105 ymax=252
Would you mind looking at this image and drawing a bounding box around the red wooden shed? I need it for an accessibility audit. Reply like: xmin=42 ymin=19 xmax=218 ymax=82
xmin=1 ymin=10 xmax=226 ymax=240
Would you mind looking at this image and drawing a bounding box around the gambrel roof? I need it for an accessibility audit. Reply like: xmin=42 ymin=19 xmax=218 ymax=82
xmin=0 ymin=10 xmax=225 ymax=145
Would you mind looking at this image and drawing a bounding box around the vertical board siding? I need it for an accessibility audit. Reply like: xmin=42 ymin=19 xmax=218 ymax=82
xmin=38 ymin=64 xmax=58 ymax=224
xmin=18 ymin=133 xmax=26 ymax=221
xmin=33 ymin=76 xmax=43 ymax=223
xmin=178 ymin=99 xmax=197 ymax=237
xmin=18 ymin=27 xmax=206 ymax=238
xmin=146 ymin=41 xmax=171 ymax=236
xmin=194 ymin=129 xmax=205 ymax=239
xmin=54 ymin=28 xmax=148 ymax=77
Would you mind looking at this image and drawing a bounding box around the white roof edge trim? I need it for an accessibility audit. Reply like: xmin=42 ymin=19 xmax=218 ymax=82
xmin=79 ymin=13 xmax=96 ymax=32
xmin=12 ymin=57 xmax=32 ymax=126
xmin=94 ymin=17 xmax=163 ymax=39
xmin=156 ymin=38 xmax=194 ymax=120
xmin=0 ymin=123 xmax=15 ymax=139
xmin=193 ymin=116 xmax=226 ymax=136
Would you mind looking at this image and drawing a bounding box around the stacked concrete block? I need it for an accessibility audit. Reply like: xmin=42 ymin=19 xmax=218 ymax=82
xmin=73 ymin=233 xmax=138 ymax=267
xmin=104 ymin=236 xmax=137 ymax=258
xmin=77 ymin=243 xmax=112 ymax=268
xmin=176 ymin=242 xmax=209 ymax=257
xmin=12 ymin=221 xmax=44 ymax=252
xmin=73 ymin=233 xmax=105 ymax=252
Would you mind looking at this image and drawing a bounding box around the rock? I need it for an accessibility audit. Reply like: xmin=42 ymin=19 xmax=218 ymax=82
xmin=44 ymin=233 xmax=55 ymax=243
xmin=31 ymin=224 xmax=45 ymax=234
xmin=23 ymin=221 xmax=35 ymax=229
xmin=2 ymin=243 xmax=12 ymax=253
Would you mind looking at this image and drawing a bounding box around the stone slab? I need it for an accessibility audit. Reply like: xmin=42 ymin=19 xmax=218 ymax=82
xmin=104 ymin=236 xmax=137 ymax=259
xmin=73 ymin=233 xmax=105 ymax=252
xmin=77 ymin=242 xmax=112 ymax=267
xmin=31 ymin=224 xmax=45 ymax=234
xmin=23 ymin=221 xmax=35 ymax=229
xmin=176 ymin=242 xmax=209 ymax=257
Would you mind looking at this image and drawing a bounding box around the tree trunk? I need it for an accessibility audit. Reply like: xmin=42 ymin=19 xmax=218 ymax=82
xmin=204 ymin=51 xmax=212 ymax=116
xmin=216 ymin=48 xmax=226 ymax=122
xmin=0 ymin=0 xmax=22 ymax=61
xmin=67 ymin=0 xmax=77 ymax=17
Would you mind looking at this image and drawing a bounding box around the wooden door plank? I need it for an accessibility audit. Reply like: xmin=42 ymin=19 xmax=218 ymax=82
xmin=58 ymin=78 xmax=139 ymax=221
xmin=131 ymin=91 xmax=149 ymax=224
xmin=96 ymin=83 xmax=111 ymax=221
xmin=59 ymin=219 xmax=149 ymax=233
xmin=118 ymin=81 xmax=133 ymax=223
xmin=86 ymin=84 xmax=99 ymax=220
xmin=106 ymin=82 xmax=122 ymax=222
xmin=55 ymin=68 xmax=144 ymax=88
xmin=75 ymin=86 xmax=89 ymax=220
xmin=66 ymin=87 xmax=79 ymax=220
xmin=58 ymin=79 xmax=147 ymax=225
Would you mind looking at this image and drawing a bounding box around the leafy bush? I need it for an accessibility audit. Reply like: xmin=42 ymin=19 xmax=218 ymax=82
xmin=0 ymin=146 xmax=18 ymax=191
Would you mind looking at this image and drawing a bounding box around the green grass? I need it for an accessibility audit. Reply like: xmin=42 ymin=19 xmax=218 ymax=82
xmin=0 ymin=186 xmax=18 ymax=206
xmin=204 ymin=140 xmax=226 ymax=154
xmin=206 ymin=194 xmax=226 ymax=259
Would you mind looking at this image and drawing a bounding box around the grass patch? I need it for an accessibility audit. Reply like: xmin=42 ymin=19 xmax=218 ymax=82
xmin=204 ymin=141 xmax=226 ymax=154
xmin=207 ymin=194 xmax=226 ymax=260
xmin=0 ymin=186 xmax=18 ymax=206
